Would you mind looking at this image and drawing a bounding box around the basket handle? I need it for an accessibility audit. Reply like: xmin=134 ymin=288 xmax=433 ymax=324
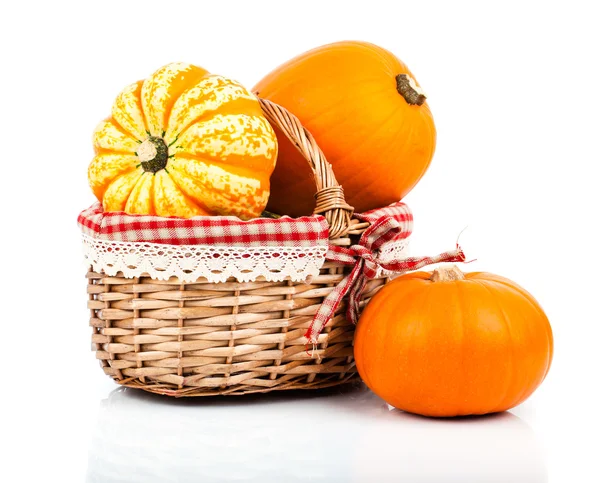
xmin=258 ymin=98 xmax=354 ymax=240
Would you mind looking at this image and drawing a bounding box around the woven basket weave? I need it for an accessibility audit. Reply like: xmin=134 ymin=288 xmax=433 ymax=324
xmin=87 ymin=99 xmax=389 ymax=396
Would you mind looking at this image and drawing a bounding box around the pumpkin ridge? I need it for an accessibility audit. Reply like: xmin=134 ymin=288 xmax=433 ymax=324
xmin=99 ymin=168 xmax=142 ymax=210
xmin=165 ymin=168 xmax=213 ymax=216
xmin=481 ymin=278 xmax=551 ymax=407
xmin=94 ymin=148 xmax=138 ymax=156
xmin=326 ymin=107 xmax=409 ymax=200
xmin=111 ymin=80 xmax=148 ymax=141
xmin=356 ymin=278 xmax=427 ymax=409
xmin=93 ymin=119 xmax=140 ymax=155
xmin=100 ymin=117 xmax=143 ymax=147
xmin=453 ymin=281 xmax=468 ymax=416
xmin=164 ymin=75 xmax=257 ymax=142
xmin=167 ymin=157 xmax=267 ymax=218
xmin=374 ymin=285 xmax=398 ymax=394
xmin=294 ymin=77 xmax=389 ymax=125
xmin=177 ymin=114 xmax=277 ymax=168
xmin=152 ymin=171 xmax=206 ymax=218
xmin=419 ymin=103 xmax=437 ymax=171
xmin=401 ymin=280 xmax=436 ymax=412
xmin=147 ymin=169 xmax=156 ymax=215
xmin=297 ymin=77 xmax=394 ymax=130
xmin=480 ymin=277 xmax=554 ymax=393
xmin=171 ymin=153 xmax=270 ymax=187
xmin=141 ymin=63 xmax=209 ymax=137
xmin=107 ymin=117 xmax=144 ymax=146
xmin=162 ymin=71 xmax=212 ymax=134
xmin=135 ymin=87 xmax=149 ymax=140
xmin=107 ymin=117 xmax=139 ymax=141
xmin=355 ymin=286 xmax=382 ymax=393
xmin=473 ymin=279 xmax=517 ymax=413
xmin=124 ymin=172 xmax=154 ymax=214
xmin=170 ymin=97 xmax=265 ymax=146
xmin=362 ymin=100 xmax=432 ymax=199
xmin=173 ymin=148 xmax=274 ymax=176
xmin=88 ymin=153 xmax=139 ymax=201
xmin=332 ymin=102 xmax=404 ymax=190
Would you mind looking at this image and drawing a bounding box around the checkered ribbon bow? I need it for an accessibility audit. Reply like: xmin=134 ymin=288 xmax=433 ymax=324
xmin=305 ymin=202 xmax=466 ymax=345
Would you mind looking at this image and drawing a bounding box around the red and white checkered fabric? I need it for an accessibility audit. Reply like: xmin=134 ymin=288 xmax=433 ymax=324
xmin=78 ymin=202 xmax=329 ymax=248
xmin=305 ymin=201 xmax=466 ymax=345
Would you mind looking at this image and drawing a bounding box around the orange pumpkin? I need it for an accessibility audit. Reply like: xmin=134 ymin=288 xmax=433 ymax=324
xmin=89 ymin=63 xmax=278 ymax=219
xmin=254 ymin=41 xmax=435 ymax=216
xmin=354 ymin=266 xmax=553 ymax=417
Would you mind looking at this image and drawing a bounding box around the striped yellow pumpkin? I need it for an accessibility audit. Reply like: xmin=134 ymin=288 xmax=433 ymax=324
xmin=89 ymin=63 xmax=278 ymax=219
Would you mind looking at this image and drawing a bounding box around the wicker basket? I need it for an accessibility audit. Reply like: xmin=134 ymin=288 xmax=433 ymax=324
xmin=87 ymin=99 xmax=390 ymax=396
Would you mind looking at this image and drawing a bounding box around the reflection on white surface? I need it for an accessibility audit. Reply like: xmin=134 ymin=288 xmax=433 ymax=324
xmin=87 ymin=383 xmax=546 ymax=482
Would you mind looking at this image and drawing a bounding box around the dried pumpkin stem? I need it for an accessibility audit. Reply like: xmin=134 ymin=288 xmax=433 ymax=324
xmin=430 ymin=265 xmax=465 ymax=282
xmin=396 ymin=74 xmax=427 ymax=106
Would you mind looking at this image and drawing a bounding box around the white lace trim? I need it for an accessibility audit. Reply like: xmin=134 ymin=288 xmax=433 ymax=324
xmin=82 ymin=235 xmax=328 ymax=283
xmin=82 ymin=235 xmax=410 ymax=283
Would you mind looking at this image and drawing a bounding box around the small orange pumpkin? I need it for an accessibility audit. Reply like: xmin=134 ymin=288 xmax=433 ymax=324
xmin=354 ymin=265 xmax=553 ymax=417
xmin=89 ymin=63 xmax=278 ymax=219
xmin=254 ymin=41 xmax=435 ymax=216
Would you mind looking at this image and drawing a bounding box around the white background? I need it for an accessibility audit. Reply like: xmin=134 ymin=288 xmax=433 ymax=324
xmin=1 ymin=0 xmax=598 ymax=481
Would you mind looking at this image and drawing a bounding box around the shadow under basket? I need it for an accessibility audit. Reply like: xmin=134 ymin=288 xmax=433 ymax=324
xmin=85 ymin=98 xmax=396 ymax=396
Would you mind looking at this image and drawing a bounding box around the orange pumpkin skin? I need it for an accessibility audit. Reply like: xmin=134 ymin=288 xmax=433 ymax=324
xmin=354 ymin=267 xmax=553 ymax=417
xmin=253 ymin=41 xmax=436 ymax=216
